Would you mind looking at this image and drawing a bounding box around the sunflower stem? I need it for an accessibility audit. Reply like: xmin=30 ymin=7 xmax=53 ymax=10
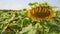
xmin=40 ymin=20 xmax=45 ymax=34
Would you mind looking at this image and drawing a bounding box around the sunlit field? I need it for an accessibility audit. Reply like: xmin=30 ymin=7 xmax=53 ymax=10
xmin=0 ymin=2 xmax=60 ymax=34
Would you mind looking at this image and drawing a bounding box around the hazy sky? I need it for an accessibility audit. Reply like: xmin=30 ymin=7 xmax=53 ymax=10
xmin=0 ymin=0 xmax=60 ymax=10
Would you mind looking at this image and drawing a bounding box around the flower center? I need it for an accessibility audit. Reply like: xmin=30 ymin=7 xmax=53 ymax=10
xmin=30 ymin=7 xmax=51 ymax=18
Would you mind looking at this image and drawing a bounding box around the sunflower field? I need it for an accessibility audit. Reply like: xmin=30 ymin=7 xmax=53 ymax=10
xmin=0 ymin=2 xmax=60 ymax=34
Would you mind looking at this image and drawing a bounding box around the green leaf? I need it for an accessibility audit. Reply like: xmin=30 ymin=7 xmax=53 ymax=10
xmin=1 ymin=25 xmax=7 ymax=33
xmin=27 ymin=29 xmax=36 ymax=34
xmin=20 ymin=24 xmax=33 ymax=34
xmin=49 ymin=25 xmax=60 ymax=33
xmin=28 ymin=2 xmax=38 ymax=7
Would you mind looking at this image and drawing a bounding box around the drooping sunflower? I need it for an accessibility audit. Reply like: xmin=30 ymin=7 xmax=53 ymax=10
xmin=28 ymin=6 xmax=54 ymax=20
xmin=4 ymin=27 xmax=11 ymax=33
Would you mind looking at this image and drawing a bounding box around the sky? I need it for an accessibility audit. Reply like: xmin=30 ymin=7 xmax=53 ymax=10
xmin=0 ymin=0 xmax=60 ymax=10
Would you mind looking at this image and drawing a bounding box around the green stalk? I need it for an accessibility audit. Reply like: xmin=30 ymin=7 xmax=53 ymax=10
xmin=40 ymin=20 xmax=45 ymax=34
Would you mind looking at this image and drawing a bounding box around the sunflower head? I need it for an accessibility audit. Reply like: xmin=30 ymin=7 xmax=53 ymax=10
xmin=28 ymin=6 xmax=54 ymax=20
xmin=4 ymin=27 xmax=11 ymax=33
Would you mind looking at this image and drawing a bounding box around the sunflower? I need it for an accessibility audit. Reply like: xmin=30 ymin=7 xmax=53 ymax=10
xmin=28 ymin=6 xmax=54 ymax=20
xmin=4 ymin=27 xmax=11 ymax=33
